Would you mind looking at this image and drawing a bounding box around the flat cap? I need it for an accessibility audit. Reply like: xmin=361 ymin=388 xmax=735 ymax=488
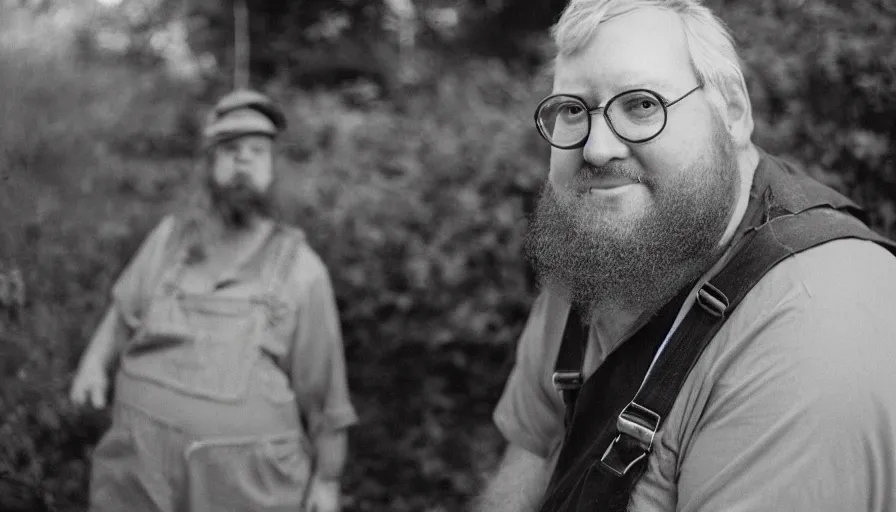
xmin=203 ymin=89 xmax=287 ymax=146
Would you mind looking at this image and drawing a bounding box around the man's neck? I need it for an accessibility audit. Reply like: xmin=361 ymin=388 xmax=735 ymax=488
xmin=587 ymin=144 xmax=761 ymax=354
xmin=202 ymin=209 xmax=268 ymax=240
xmin=716 ymin=144 xmax=760 ymax=250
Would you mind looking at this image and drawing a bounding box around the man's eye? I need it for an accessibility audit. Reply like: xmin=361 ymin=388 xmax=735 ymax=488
xmin=558 ymin=103 xmax=586 ymax=119
xmin=624 ymin=96 xmax=661 ymax=113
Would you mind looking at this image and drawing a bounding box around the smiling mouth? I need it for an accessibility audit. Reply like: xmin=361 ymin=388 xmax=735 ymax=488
xmin=584 ymin=176 xmax=641 ymax=192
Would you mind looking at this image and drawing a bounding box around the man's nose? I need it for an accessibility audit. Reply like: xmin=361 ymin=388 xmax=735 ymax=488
xmin=582 ymin=114 xmax=630 ymax=167
xmin=234 ymin=145 xmax=252 ymax=161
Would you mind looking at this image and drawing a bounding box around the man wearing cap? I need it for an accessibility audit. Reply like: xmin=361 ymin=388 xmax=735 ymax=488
xmin=70 ymin=90 xmax=356 ymax=512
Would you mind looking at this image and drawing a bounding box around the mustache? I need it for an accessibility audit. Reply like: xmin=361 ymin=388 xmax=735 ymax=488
xmin=225 ymin=173 xmax=255 ymax=188
xmin=574 ymin=163 xmax=644 ymax=185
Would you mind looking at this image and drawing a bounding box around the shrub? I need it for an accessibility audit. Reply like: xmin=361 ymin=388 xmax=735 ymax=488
xmin=272 ymin=59 xmax=548 ymax=350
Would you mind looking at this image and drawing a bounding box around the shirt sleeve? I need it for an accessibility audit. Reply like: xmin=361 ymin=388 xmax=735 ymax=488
xmin=492 ymin=290 xmax=567 ymax=459
xmin=111 ymin=215 xmax=177 ymax=329
xmin=288 ymin=249 xmax=358 ymax=438
xmin=675 ymin=290 xmax=896 ymax=512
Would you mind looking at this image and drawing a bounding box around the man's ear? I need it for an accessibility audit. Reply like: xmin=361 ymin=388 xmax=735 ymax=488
xmin=716 ymin=75 xmax=754 ymax=150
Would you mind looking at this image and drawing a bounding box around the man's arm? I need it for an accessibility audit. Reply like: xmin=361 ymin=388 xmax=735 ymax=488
xmin=70 ymin=216 xmax=175 ymax=408
xmin=666 ymin=255 xmax=896 ymax=512
xmin=289 ymin=258 xmax=358 ymax=438
xmin=305 ymin=427 xmax=347 ymax=512
xmin=76 ymin=305 xmax=130 ymax=370
xmin=69 ymin=305 xmax=132 ymax=408
xmin=313 ymin=427 xmax=347 ymax=482
xmin=473 ymin=290 xmax=567 ymax=511
xmin=287 ymin=252 xmax=358 ymax=511
xmin=472 ymin=444 xmax=553 ymax=512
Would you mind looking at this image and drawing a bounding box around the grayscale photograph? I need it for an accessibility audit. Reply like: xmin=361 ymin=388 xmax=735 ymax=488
xmin=1 ymin=0 xmax=894 ymax=511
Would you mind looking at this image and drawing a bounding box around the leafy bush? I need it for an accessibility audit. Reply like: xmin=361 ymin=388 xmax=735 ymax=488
xmin=717 ymin=0 xmax=896 ymax=235
xmin=271 ymin=59 xmax=548 ymax=350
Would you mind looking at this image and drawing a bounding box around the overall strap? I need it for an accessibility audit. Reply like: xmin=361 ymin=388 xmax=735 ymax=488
xmin=552 ymin=308 xmax=588 ymax=428
xmin=593 ymin=207 xmax=895 ymax=502
xmin=261 ymin=226 xmax=305 ymax=298
xmin=251 ymin=225 xmax=305 ymax=326
xmin=541 ymin=286 xmax=689 ymax=512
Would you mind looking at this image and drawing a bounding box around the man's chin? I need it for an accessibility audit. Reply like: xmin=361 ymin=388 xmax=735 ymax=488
xmin=559 ymin=198 xmax=646 ymax=239
xmin=536 ymin=271 xmax=611 ymax=312
xmin=222 ymin=211 xmax=252 ymax=229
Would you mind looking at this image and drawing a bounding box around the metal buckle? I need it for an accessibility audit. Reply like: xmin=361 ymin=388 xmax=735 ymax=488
xmin=616 ymin=401 xmax=661 ymax=450
xmin=552 ymin=371 xmax=583 ymax=393
xmin=600 ymin=434 xmax=649 ymax=477
xmin=696 ymin=282 xmax=729 ymax=318
xmin=599 ymin=401 xmax=661 ymax=476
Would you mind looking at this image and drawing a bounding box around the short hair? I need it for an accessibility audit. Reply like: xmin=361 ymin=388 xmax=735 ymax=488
xmin=552 ymin=0 xmax=746 ymax=109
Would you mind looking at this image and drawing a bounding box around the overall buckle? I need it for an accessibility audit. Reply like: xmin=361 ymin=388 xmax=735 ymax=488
xmin=600 ymin=401 xmax=661 ymax=477
xmin=696 ymin=282 xmax=729 ymax=318
xmin=552 ymin=371 xmax=583 ymax=393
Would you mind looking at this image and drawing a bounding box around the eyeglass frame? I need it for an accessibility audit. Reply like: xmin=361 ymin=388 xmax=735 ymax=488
xmin=533 ymin=83 xmax=704 ymax=149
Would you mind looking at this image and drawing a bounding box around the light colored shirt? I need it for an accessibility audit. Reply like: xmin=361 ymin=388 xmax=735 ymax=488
xmin=110 ymin=215 xmax=357 ymax=436
xmin=494 ymin=237 xmax=896 ymax=511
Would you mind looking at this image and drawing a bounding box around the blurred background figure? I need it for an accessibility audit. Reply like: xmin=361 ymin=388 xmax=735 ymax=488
xmin=69 ymin=89 xmax=356 ymax=512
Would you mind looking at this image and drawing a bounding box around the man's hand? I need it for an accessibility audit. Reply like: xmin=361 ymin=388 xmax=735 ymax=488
xmin=70 ymin=306 xmax=130 ymax=410
xmin=304 ymin=476 xmax=340 ymax=512
xmin=69 ymin=360 xmax=109 ymax=409
xmin=307 ymin=428 xmax=347 ymax=512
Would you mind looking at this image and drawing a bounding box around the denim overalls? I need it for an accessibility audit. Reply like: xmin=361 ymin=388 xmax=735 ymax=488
xmin=90 ymin=222 xmax=315 ymax=512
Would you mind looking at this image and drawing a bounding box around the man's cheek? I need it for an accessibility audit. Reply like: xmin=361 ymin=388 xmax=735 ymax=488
xmin=549 ymin=152 xmax=581 ymax=188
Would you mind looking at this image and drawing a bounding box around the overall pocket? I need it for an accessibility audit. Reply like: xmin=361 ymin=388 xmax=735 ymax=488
xmin=185 ymin=431 xmax=312 ymax=512
xmin=90 ymin=405 xmax=179 ymax=512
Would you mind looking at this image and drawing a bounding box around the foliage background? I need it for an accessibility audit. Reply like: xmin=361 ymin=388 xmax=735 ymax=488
xmin=0 ymin=0 xmax=893 ymax=510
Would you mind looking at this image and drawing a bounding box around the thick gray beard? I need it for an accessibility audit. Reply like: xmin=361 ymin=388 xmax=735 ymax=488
xmin=524 ymin=138 xmax=739 ymax=315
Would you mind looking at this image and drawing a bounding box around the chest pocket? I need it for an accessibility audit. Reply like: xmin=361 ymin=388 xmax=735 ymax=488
xmin=120 ymin=231 xmax=301 ymax=403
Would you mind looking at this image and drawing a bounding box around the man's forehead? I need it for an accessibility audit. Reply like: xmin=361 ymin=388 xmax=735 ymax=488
xmin=552 ymin=7 xmax=695 ymax=96
xmin=218 ymin=134 xmax=274 ymax=147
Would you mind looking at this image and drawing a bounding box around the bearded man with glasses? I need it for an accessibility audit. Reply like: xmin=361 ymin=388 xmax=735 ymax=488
xmin=473 ymin=1 xmax=896 ymax=512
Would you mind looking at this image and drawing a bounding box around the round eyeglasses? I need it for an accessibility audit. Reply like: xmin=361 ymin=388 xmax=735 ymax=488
xmin=534 ymin=84 xmax=703 ymax=149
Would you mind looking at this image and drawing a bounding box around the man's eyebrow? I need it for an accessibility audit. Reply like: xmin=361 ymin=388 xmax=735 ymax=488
xmin=614 ymin=79 xmax=679 ymax=93
xmin=552 ymin=77 xmax=688 ymax=104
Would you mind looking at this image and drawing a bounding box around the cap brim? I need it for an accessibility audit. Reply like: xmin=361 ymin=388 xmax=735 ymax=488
xmin=203 ymin=108 xmax=278 ymax=144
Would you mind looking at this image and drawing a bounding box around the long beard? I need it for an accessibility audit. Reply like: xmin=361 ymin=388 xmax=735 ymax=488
xmin=206 ymin=173 xmax=272 ymax=229
xmin=524 ymin=135 xmax=739 ymax=314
